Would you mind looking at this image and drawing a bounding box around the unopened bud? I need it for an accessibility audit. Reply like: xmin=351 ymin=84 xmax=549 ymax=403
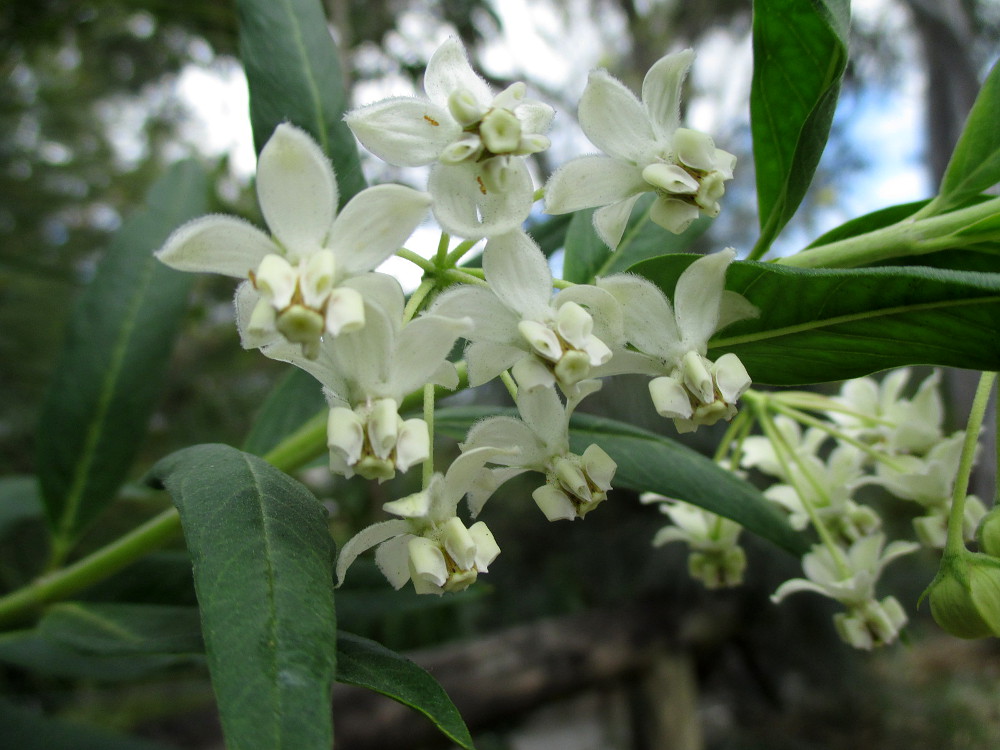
xmin=976 ymin=506 xmax=1000 ymax=557
xmin=927 ymin=554 xmax=1000 ymax=639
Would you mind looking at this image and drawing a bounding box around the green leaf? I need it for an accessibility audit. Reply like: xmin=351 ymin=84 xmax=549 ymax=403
xmin=935 ymin=59 xmax=1000 ymax=213
xmin=336 ymin=631 xmax=475 ymax=750
xmin=634 ymin=255 xmax=1000 ymax=385
xmin=243 ymin=367 xmax=326 ymax=456
xmin=0 ymin=630 xmax=191 ymax=680
xmin=562 ymin=207 xmax=610 ymax=284
xmin=148 ymin=443 xmax=337 ymax=750
xmin=38 ymin=602 xmax=203 ymax=655
xmin=236 ymin=0 xmax=365 ymax=202
xmin=434 ymin=407 xmax=807 ymax=556
xmin=35 ymin=161 xmax=209 ymax=549
xmin=750 ymin=0 xmax=850 ymax=257
xmin=805 ymin=200 xmax=928 ymax=249
xmin=0 ymin=698 xmax=178 ymax=750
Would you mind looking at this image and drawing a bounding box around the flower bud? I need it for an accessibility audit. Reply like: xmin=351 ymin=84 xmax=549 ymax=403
xmin=976 ymin=506 xmax=1000 ymax=557
xmin=927 ymin=555 xmax=1000 ymax=639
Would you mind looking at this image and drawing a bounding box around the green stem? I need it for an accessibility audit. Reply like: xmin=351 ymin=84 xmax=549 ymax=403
xmin=445 ymin=239 xmax=478 ymax=266
xmin=499 ymin=370 xmax=518 ymax=400
xmin=779 ymin=196 xmax=1000 ymax=269
xmin=435 ymin=232 xmax=450 ymax=266
xmin=403 ymin=278 xmax=436 ymax=323
xmin=395 ymin=247 xmax=436 ymax=274
xmin=944 ymin=371 xmax=996 ymax=556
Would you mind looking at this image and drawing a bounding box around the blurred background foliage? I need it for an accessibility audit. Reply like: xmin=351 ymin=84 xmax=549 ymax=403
xmin=2 ymin=0 xmax=1000 ymax=747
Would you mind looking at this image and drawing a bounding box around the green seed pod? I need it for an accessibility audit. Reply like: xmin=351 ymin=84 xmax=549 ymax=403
xmin=927 ymin=554 xmax=1000 ymax=639
xmin=975 ymin=506 xmax=1000 ymax=557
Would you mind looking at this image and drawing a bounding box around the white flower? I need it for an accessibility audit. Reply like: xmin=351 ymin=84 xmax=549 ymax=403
xmin=829 ymin=369 xmax=945 ymax=455
xmin=264 ymin=286 xmax=471 ymax=481
xmin=461 ymin=385 xmax=616 ymax=521
xmin=597 ymin=249 xmax=757 ymax=432
xmin=641 ymin=492 xmax=746 ymax=588
xmin=346 ymin=37 xmax=553 ymax=239
xmin=544 ymin=50 xmax=735 ymax=249
xmin=772 ymin=534 xmax=918 ymax=650
xmin=156 ymin=123 xmax=430 ymax=358
xmin=431 ymin=230 xmax=622 ymax=394
xmin=335 ymin=447 xmax=511 ymax=595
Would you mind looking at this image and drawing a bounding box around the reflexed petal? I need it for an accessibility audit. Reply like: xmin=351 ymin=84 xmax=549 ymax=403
xmin=440 ymin=445 xmax=519 ymax=512
xmin=336 ymin=519 xmax=411 ymax=585
xmin=649 ymin=196 xmax=700 ymax=234
xmin=482 ymin=231 xmax=553 ymax=319
xmin=598 ymin=274 xmax=679 ymax=357
xmin=516 ymin=386 xmax=568 ymax=454
xmin=579 ymin=69 xmax=654 ymax=163
xmin=544 ymin=155 xmax=646 ymax=215
xmin=466 ymin=340 xmax=525 ymax=386
xmin=384 ymin=488 xmax=433 ymax=519
xmin=429 ymin=162 xmax=533 ymax=240
xmin=235 ymin=282 xmax=284 ymax=350
xmin=771 ymin=578 xmax=833 ymax=603
xmin=462 ymin=416 xmax=543 ymax=465
xmin=423 ymin=37 xmax=493 ymax=108
xmin=374 ymin=534 xmax=413 ymax=589
xmin=331 ymin=184 xmax=432 ymax=275
xmin=593 ymin=195 xmax=643 ymax=250
xmin=716 ymin=290 xmax=759 ymax=332
xmin=256 ymin=123 xmax=337 ymax=260
xmin=345 ymin=97 xmax=460 ymax=166
xmin=641 ymin=49 xmax=694 ymax=140
xmin=157 ymin=215 xmax=277 ymax=278
xmin=673 ymin=249 xmax=735 ymax=350
xmin=432 ymin=285 xmax=520 ymax=343
xmin=511 ymin=356 xmax=556 ymax=391
xmin=390 ymin=313 xmax=472 ymax=396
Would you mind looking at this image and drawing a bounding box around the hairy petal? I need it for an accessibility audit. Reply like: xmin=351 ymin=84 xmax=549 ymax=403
xmin=544 ymin=155 xmax=646 ymax=215
xmin=423 ymin=36 xmax=493 ymax=108
xmin=331 ymin=185 xmax=431 ymax=275
xmin=157 ymin=215 xmax=277 ymax=278
xmin=579 ymin=69 xmax=654 ymax=163
xmin=346 ymin=97 xmax=460 ymax=166
xmin=642 ymin=49 xmax=694 ymax=140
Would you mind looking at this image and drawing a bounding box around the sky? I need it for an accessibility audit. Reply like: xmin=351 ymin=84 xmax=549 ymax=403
xmin=165 ymin=0 xmax=934 ymax=286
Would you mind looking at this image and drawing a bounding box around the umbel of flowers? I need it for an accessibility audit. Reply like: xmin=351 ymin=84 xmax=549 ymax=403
xmin=152 ymin=39 xmax=749 ymax=592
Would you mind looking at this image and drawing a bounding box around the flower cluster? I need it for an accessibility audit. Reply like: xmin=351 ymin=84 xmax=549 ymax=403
xmin=156 ymin=37 xmax=751 ymax=597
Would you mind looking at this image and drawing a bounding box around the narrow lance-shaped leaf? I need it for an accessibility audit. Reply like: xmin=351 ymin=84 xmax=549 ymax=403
xmin=336 ymin=632 xmax=476 ymax=750
xmin=750 ymin=0 xmax=850 ymax=258
xmin=38 ymin=602 xmax=203 ymax=656
xmin=36 ymin=160 xmax=209 ymax=549
xmin=236 ymin=0 xmax=365 ymax=203
xmin=243 ymin=368 xmax=326 ymax=456
xmin=434 ymin=407 xmax=807 ymax=556
xmin=932 ymin=58 xmax=1000 ymax=214
xmin=634 ymin=255 xmax=1000 ymax=385
xmin=148 ymin=444 xmax=337 ymax=750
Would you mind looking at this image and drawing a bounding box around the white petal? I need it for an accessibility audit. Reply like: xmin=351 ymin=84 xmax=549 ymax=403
xmin=407 ymin=536 xmax=449 ymax=589
xmin=441 ymin=517 xmax=477 ymax=571
xmin=256 ymin=123 xmax=337 ymax=260
xmin=235 ymin=282 xmax=284 ymax=350
xmin=641 ymin=49 xmax=694 ymax=140
xmin=441 ymin=445 xmax=519 ymax=511
xmin=340 ymin=272 xmax=405 ymax=323
xmin=462 ymin=416 xmax=543 ymax=466
xmin=771 ymin=577 xmax=833 ymax=603
xmin=642 ymin=163 xmax=699 ymax=194
xmin=516 ymin=386 xmax=569 ymax=454
xmin=469 ymin=521 xmax=501 ymax=570
xmin=674 ymin=127 xmax=718 ymax=172
xmin=649 ymin=196 xmax=700 ymax=234
xmin=554 ymin=285 xmax=624 ymax=344
xmin=383 ymin=488 xmax=432 ymax=519
xmin=579 ymin=69 xmax=655 ymax=163
xmin=482 ymin=231 xmax=553 ymax=319
xmin=373 ymin=534 xmax=413 ymax=589
xmin=649 ymin=376 xmax=693 ymax=419
xmin=519 ymin=320 xmax=562 ymax=361
xmin=532 ymin=485 xmax=577 ymax=522
xmin=428 ymin=162 xmax=533 ymax=240
xmin=336 ymin=519 xmax=411 ymax=585
xmin=157 ymin=215 xmax=277 ymax=278
xmin=544 ymin=155 xmax=647 ymax=215
xmin=396 ymin=419 xmax=430 ymax=473
xmin=515 ymin=98 xmax=555 ymax=135
xmin=423 ymin=37 xmax=493 ymax=108
xmin=674 ymin=249 xmax=735 ymax=350
xmin=390 ymin=314 xmax=472 ymax=396
xmin=593 ymin=195 xmax=644 ymax=251
xmin=716 ymin=290 xmax=759 ymax=332
xmin=432 ymin=285 xmax=520 ymax=344
xmin=713 ymin=353 xmax=752 ymax=403
xmin=329 ymin=184 xmax=431 ymax=275
xmin=511 ymin=356 xmax=556 ymax=391
xmin=466 ymin=340 xmax=526 ymax=386
xmin=598 ymin=274 xmax=679 ymax=358
xmin=345 ymin=97 xmax=460 ymax=166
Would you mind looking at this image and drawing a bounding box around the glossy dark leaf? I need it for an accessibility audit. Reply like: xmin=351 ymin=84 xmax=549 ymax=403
xmin=634 ymin=255 xmax=1000 ymax=385
xmin=236 ymin=0 xmax=365 ymax=201
xmin=750 ymin=0 xmax=850 ymax=256
xmin=36 ymin=161 xmax=209 ymax=549
xmin=336 ymin=631 xmax=475 ymax=750
xmin=148 ymin=443 xmax=337 ymax=750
